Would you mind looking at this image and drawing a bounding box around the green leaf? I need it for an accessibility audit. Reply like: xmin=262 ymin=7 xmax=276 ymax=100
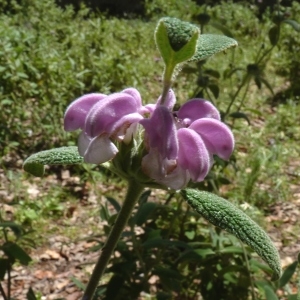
xmin=155 ymin=19 xmax=174 ymax=66
xmin=254 ymin=76 xmax=262 ymax=89
xmin=279 ymin=261 xmax=298 ymax=288
xmin=269 ymin=25 xmax=280 ymax=46
xmin=100 ymin=203 xmax=110 ymax=222
xmin=157 ymin=17 xmax=199 ymax=52
xmin=138 ymin=190 xmax=151 ymax=205
xmin=0 ymin=222 xmax=23 ymax=238
xmin=283 ymin=19 xmax=300 ymax=32
xmin=264 ymin=285 xmax=279 ymax=300
xmin=181 ymin=189 xmax=282 ymax=280
xmin=106 ymin=197 xmax=121 ymax=212
xmin=1 ymin=242 xmax=32 ymax=266
xmin=176 ymin=248 xmax=215 ymax=264
xmin=189 ymin=34 xmax=238 ymax=62
xmin=219 ymin=246 xmax=244 ymax=254
xmin=287 ymin=294 xmax=298 ymax=300
xmin=153 ymin=266 xmax=183 ymax=280
xmin=106 ymin=274 xmax=125 ymax=299
xmin=155 ymin=17 xmax=199 ymax=66
xmin=185 ymin=230 xmax=195 ymax=240
xmin=153 ymin=267 xmax=183 ymax=292
xmin=208 ymin=84 xmax=219 ymax=99
xmin=250 ymin=258 xmax=273 ymax=275
xmin=26 ymin=287 xmax=37 ymax=300
xmin=71 ymin=277 xmax=86 ymax=291
xmin=260 ymin=77 xmax=275 ymax=95
xmin=23 ymin=146 xmax=83 ymax=177
xmin=229 ymin=112 xmax=251 ymax=125
xmin=133 ymin=202 xmax=157 ymax=226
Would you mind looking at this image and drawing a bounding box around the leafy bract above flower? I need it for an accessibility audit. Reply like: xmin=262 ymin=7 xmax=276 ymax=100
xmin=64 ymin=88 xmax=145 ymax=164
xmin=140 ymin=90 xmax=234 ymax=190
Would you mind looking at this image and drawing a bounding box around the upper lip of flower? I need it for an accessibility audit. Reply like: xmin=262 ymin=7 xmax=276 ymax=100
xmin=83 ymin=92 xmax=144 ymax=138
xmin=64 ymin=88 xmax=145 ymax=164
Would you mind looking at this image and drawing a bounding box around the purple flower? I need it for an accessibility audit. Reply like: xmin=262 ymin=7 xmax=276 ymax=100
xmin=64 ymin=88 xmax=146 ymax=164
xmin=140 ymin=90 xmax=234 ymax=190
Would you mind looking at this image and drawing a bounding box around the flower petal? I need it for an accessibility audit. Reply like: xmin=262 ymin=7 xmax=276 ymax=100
xmin=78 ymin=132 xmax=91 ymax=156
xmin=109 ymin=113 xmax=144 ymax=141
xmin=178 ymin=128 xmax=210 ymax=182
xmin=140 ymin=105 xmax=178 ymax=160
xmin=123 ymin=123 xmax=139 ymax=144
xmin=156 ymin=89 xmax=176 ymax=110
xmin=189 ymin=118 xmax=234 ymax=160
xmin=142 ymin=149 xmax=167 ymax=181
xmin=141 ymin=148 xmax=189 ymax=190
xmin=161 ymin=166 xmax=190 ymax=190
xmin=85 ymin=93 xmax=140 ymax=137
xmin=143 ymin=103 xmax=157 ymax=114
xmin=122 ymin=88 xmax=143 ymax=109
xmin=84 ymin=135 xmax=118 ymax=164
xmin=177 ymin=99 xmax=220 ymax=126
xmin=64 ymin=93 xmax=106 ymax=131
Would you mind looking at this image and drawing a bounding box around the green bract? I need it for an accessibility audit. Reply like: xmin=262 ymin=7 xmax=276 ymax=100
xmin=23 ymin=146 xmax=83 ymax=177
xmin=181 ymin=189 xmax=282 ymax=281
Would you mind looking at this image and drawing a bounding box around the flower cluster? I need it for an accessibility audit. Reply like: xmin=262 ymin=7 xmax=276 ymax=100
xmin=64 ymin=88 xmax=234 ymax=190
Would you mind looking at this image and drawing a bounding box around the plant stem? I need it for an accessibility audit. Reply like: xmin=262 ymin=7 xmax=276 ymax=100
xmin=160 ymin=63 xmax=175 ymax=106
xmin=7 ymin=263 xmax=11 ymax=300
xmin=0 ymin=283 xmax=7 ymax=300
xmin=81 ymin=180 xmax=144 ymax=300
xmin=1 ymin=218 xmax=10 ymax=300
xmin=241 ymin=242 xmax=256 ymax=300
xmin=225 ymin=74 xmax=249 ymax=116
xmin=237 ymin=77 xmax=251 ymax=112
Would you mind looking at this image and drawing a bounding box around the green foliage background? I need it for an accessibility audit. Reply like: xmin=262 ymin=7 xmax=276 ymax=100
xmin=1 ymin=0 xmax=300 ymax=299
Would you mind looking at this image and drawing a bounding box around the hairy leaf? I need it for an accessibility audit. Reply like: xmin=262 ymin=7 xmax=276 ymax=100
xmin=23 ymin=146 xmax=83 ymax=177
xmin=155 ymin=17 xmax=199 ymax=66
xmin=181 ymin=189 xmax=282 ymax=280
xmin=189 ymin=34 xmax=238 ymax=62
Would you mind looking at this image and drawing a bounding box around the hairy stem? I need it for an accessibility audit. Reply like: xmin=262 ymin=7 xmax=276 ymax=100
xmin=82 ymin=180 xmax=144 ymax=300
xmin=160 ymin=63 xmax=175 ymax=106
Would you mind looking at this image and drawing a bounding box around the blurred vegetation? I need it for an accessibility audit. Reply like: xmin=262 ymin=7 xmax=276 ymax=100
xmin=1 ymin=0 xmax=300 ymax=299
